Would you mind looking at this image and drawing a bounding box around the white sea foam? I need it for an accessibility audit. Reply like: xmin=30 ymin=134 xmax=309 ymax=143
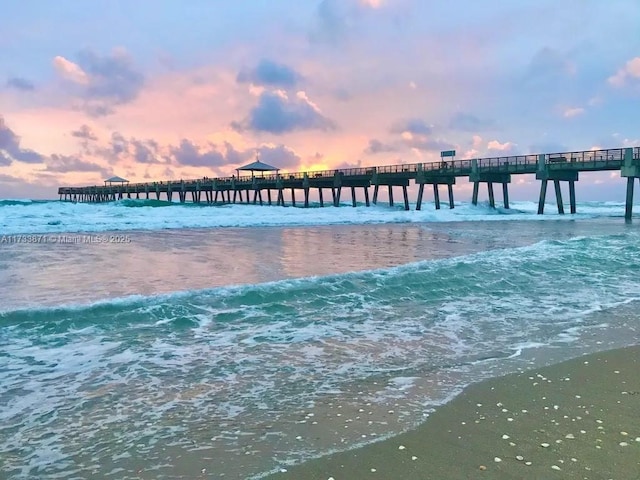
xmin=0 ymin=199 xmax=632 ymax=235
xmin=3 ymin=207 xmax=640 ymax=479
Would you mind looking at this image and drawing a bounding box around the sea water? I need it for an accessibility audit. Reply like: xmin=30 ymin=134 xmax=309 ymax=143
xmin=1 ymin=199 xmax=639 ymax=479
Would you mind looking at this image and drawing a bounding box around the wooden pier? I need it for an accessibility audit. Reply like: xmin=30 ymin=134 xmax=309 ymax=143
xmin=58 ymin=147 xmax=640 ymax=220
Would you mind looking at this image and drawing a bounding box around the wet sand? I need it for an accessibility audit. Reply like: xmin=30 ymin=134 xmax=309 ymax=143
xmin=265 ymin=345 xmax=640 ymax=479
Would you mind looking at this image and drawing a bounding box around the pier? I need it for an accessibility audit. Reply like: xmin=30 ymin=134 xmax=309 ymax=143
xmin=58 ymin=146 xmax=640 ymax=220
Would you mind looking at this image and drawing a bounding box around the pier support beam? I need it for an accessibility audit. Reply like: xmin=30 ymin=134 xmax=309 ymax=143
xmin=416 ymin=184 xmax=425 ymax=211
xmin=554 ymin=180 xmax=564 ymax=214
xmin=502 ymin=183 xmax=509 ymax=209
xmin=402 ymin=185 xmax=409 ymax=211
xmin=537 ymin=180 xmax=548 ymax=214
xmin=469 ymin=161 xmax=511 ymax=209
xmin=625 ymin=177 xmax=635 ymax=221
xmin=487 ymin=182 xmax=495 ymax=208
xmin=363 ymin=187 xmax=370 ymax=207
xmin=620 ymin=148 xmax=638 ymax=221
xmin=415 ymin=175 xmax=455 ymax=211
xmin=318 ymin=188 xmax=324 ymax=207
xmin=536 ymin=168 xmax=578 ymax=215
xmin=351 ymin=186 xmax=357 ymax=207
xmin=388 ymin=186 xmax=394 ymax=207
xmin=569 ymin=181 xmax=576 ymax=214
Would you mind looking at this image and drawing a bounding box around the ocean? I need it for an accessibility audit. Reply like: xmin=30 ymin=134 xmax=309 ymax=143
xmin=1 ymin=198 xmax=639 ymax=479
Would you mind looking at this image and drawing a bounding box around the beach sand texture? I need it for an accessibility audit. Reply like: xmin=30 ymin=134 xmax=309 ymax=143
xmin=267 ymin=346 xmax=640 ymax=479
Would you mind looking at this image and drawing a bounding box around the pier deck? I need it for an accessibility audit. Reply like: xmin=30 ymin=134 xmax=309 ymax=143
xmin=58 ymin=147 xmax=640 ymax=220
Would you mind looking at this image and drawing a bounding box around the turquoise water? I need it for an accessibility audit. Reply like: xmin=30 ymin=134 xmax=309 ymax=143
xmin=1 ymin=201 xmax=640 ymax=478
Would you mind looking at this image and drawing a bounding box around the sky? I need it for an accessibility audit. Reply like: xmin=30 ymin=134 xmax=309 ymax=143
xmin=1 ymin=0 xmax=639 ymax=200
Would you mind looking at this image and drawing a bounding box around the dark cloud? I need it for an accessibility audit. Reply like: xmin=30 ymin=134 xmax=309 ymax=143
xmin=77 ymin=49 xmax=144 ymax=105
xmin=170 ymin=139 xmax=226 ymax=167
xmin=237 ymin=59 xmax=301 ymax=88
xmin=448 ymin=112 xmax=494 ymax=132
xmin=236 ymin=91 xmax=335 ymax=134
xmin=110 ymin=132 xmax=128 ymax=156
xmin=309 ymin=0 xmax=356 ymax=45
xmin=390 ymin=118 xmax=432 ymax=135
xmin=364 ymin=139 xmax=397 ymax=154
xmin=308 ymin=0 xmax=382 ymax=45
xmin=131 ymin=139 xmax=159 ymax=164
xmin=334 ymin=159 xmax=362 ymax=170
xmin=58 ymin=49 xmax=144 ymax=117
xmin=88 ymin=131 xmax=165 ymax=165
xmin=71 ymin=124 xmax=98 ymax=141
xmin=388 ymin=117 xmax=454 ymax=152
xmin=6 ymin=77 xmax=35 ymax=91
xmin=82 ymin=102 xmax=115 ymax=117
xmin=0 ymin=116 xmax=45 ymax=164
xmin=409 ymin=138 xmax=456 ymax=152
xmin=224 ymin=141 xmax=253 ymax=165
xmin=309 ymin=0 xmax=349 ymax=45
xmin=166 ymin=139 xmax=303 ymax=171
xmin=46 ymin=154 xmax=109 ymax=174
xmin=256 ymin=144 xmax=300 ymax=169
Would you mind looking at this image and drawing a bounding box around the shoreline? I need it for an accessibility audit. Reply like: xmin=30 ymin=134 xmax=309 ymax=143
xmin=264 ymin=345 xmax=640 ymax=479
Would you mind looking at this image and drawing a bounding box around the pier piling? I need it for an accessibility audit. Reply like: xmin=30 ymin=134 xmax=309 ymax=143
xmin=57 ymin=146 xmax=639 ymax=220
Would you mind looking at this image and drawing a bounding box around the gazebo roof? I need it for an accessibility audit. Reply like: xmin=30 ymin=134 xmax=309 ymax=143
xmin=104 ymin=175 xmax=129 ymax=183
xmin=237 ymin=159 xmax=279 ymax=172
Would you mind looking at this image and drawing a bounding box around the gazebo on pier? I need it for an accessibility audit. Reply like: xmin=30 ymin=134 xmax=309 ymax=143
xmin=236 ymin=158 xmax=279 ymax=179
xmin=104 ymin=175 xmax=129 ymax=186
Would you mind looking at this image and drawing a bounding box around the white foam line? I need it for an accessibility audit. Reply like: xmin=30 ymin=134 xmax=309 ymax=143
xmin=0 ymin=200 xmax=630 ymax=235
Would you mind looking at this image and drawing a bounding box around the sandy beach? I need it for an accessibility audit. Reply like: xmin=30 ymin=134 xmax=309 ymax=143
xmin=266 ymin=345 xmax=640 ymax=479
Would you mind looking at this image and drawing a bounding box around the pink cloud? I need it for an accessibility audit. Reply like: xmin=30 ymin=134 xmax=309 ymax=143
xmin=53 ymin=56 xmax=89 ymax=84
xmin=487 ymin=140 xmax=516 ymax=152
xmin=563 ymin=107 xmax=585 ymax=118
xmin=608 ymin=57 xmax=640 ymax=87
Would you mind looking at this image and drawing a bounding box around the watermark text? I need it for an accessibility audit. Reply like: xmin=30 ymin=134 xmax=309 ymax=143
xmin=0 ymin=234 xmax=132 ymax=245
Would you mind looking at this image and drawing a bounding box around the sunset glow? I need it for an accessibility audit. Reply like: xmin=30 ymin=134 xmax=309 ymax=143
xmin=1 ymin=1 xmax=639 ymax=199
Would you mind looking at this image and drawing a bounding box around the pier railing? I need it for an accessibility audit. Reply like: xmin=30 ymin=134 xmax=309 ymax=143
xmin=60 ymin=147 xmax=639 ymax=190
